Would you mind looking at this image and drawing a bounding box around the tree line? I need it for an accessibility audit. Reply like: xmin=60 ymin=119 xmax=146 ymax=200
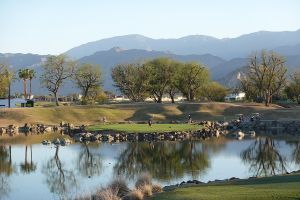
xmin=1 ymin=50 xmax=300 ymax=107
xmin=0 ymin=55 xmax=104 ymax=106
xmin=112 ymin=57 xmax=227 ymax=103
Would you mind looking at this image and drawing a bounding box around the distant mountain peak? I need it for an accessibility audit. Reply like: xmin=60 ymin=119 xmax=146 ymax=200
xmin=109 ymin=47 xmax=125 ymax=52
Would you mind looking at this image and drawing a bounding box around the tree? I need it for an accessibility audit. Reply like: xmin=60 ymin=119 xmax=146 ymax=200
xmin=40 ymin=55 xmax=76 ymax=106
xmin=284 ymin=71 xmax=300 ymax=102
xmin=28 ymin=69 xmax=36 ymax=99
xmin=241 ymin=51 xmax=287 ymax=106
xmin=74 ymin=63 xmax=102 ymax=101
xmin=200 ymin=82 xmax=228 ymax=101
xmin=177 ymin=62 xmax=209 ymax=101
xmin=166 ymin=61 xmax=182 ymax=103
xmin=0 ymin=64 xmax=10 ymax=98
xmin=145 ymin=58 xmax=177 ymax=103
xmin=112 ymin=63 xmax=149 ymax=102
xmin=18 ymin=68 xmax=30 ymax=99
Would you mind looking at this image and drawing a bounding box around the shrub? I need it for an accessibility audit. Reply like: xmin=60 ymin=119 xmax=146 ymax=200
xmin=135 ymin=172 xmax=152 ymax=189
xmin=109 ymin=178 xmax=130 ymax=198
xmin=139 ymin=184 xmax=152 ymax=197
xmin=93 ymin=187 xmax=121 ymax=200
xmin=123 ymin=189 xmax=144 ymax=200
xmin=152 ymin=184 xmax=163 ymax=193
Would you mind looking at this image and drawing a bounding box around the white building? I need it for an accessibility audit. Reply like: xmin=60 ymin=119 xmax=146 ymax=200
xmin=225 ymin=92 xmax=246 ymax=101
xmin=145 ymin=94 xmax=185 ymax=102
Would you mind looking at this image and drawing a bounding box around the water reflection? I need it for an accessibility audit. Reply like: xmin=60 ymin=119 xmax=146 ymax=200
xmin=241 ymin=137 xmax=287 ymax=176
xmin=0 ymin=146 xmax=14 ymax=199
xmin=286 ymin=140 xmax=300 ymax=165
xmin=76 ymin=143 xmax=103 ymax=177
xmin=20 ymin=145 xmax=37 ymax=174
xmin=0 ymin=138 xmax=299 ymax=200
xmin=114 ymin=141 xmax=213 ymax=181
xmin=42 ymin=146 xmax=78 ymax=200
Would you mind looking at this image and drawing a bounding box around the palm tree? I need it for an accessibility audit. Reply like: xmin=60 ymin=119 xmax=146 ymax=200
xmin=18 ymin=69 xmax=30 ymax=99
xmin=28 ymin=69 xmax=35 ymax=99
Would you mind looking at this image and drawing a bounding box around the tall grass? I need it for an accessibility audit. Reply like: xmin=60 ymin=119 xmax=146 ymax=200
xmin=75 ymin=173 xmax=162 ymax=200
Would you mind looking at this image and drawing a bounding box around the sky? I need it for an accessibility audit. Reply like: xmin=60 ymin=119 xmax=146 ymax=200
xmin=0 ymin=0 xmax=300 ymax=55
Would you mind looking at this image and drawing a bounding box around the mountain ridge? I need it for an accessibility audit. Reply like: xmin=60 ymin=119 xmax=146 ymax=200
xmin=65 ymin=29 xmax=300 ymax=59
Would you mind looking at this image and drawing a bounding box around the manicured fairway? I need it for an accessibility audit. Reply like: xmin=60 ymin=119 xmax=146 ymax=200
xmin=87 ymin=123 xmax=201 ymax=133
xmin=151 ymin=173 xmax=300 ymax=200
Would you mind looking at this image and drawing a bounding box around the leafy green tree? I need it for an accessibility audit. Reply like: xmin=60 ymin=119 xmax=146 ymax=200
xmin=200 ymin=82 xmax=228 ymax=101
xmin=145 ymin=58 xmax=175 ymax=103
xmin=0 ymin=64 xmax=10 ymax=98
xmin=166 ymin=62 xmax=182 ymax=103
xmin=40 ymin=55 xmax=76 ymax=106
xmin=74 ymin=63 xmax=103 ymax=101
xmin=177 ymin=62 xmax=210 ymax=101
xmin=284 ymin=71 xmax=300 ymax=102
xmin=112 ymin=63 xmax=149 ymax=102
xmin=241 ymin=51 xmax=287 ymax=106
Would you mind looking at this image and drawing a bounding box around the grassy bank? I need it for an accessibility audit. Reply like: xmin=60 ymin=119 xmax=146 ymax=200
xmin=87 ymin=123 xmax=201 ymax=133
xmin=1 ymin=102 xmax=300 ymax=126
xmin=152 ymin=173 xmax=300 ymax=200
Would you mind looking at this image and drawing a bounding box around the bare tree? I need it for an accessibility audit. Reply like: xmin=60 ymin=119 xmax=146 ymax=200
xmin=242 ymin=51 xmax=287 ymax=106
xmin=40 ymin=55 xmax=76 ymax=106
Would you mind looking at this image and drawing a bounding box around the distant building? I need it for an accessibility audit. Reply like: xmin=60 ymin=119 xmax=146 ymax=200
xmin=225 ymin=92 xmax=246 ymax=101
xmin=145 ymin=94 xmax=185 ymax=102
xmin=112 ymin=95 xmax=130 ymax=102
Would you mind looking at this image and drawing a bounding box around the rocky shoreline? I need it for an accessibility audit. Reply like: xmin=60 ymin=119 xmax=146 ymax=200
xmin=1 ymin=119 xmax=300 ymax=144
xmin=162 ymin=170 xmax=300 ymax=191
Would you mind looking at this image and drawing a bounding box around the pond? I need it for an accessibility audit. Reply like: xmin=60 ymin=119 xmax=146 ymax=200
xmin=0 ymin=137 xmax=299 ymax=200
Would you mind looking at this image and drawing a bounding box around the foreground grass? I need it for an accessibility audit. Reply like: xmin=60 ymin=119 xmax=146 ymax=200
xmin=0 ymin=132 xmax=72 ymax=144
xmin=87 ymin=123 xmax=201 ymax=133
xmin=152 ymin=173 xmax=300 ymax=200
xmin=1 ymin=102 xmax=299 ymax=126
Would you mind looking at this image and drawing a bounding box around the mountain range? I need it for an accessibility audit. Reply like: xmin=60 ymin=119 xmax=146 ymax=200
xmin=66 ymin=30 xmax=300 ymax=59
xmin=1 ymin=29 xmax=300 ymax=95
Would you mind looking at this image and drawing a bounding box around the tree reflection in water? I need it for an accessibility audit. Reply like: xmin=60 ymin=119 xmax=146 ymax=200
xmin=114 ymin=141 xmax=213 ymax=181
xmin=0 ymin=145 xmax=15 ymax=199
xmin=20 ymin=145 xmax=37 ymax=174
xmin=241 ymin=137 xmax=287 ymax=176
xmin=76 ymin=143 xmax=103 ymax=177
xmin=42 ymin=146 xmax=77 ymax=200
xmin=286 ymin=140 xmax=300 ymax=165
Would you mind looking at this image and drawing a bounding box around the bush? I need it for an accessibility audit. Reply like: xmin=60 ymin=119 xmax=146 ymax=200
xmin=123 ymin=189 xmax=144 ymax=200
xmin=109 ymin=178 xmax=130 ymax=198
xmin=93 ymin=187 xmax=121 ymax=200
xmin=152 ymin=184 xmax=163 ymax=193
xmin=139 ymin=184 xmax=152 ymax=197
xmin=135 ymin=172 xmax=152 ymax=189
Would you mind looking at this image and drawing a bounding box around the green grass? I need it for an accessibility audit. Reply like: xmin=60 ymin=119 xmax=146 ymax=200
xmin=87 ymin=123 xmax=201 ymax=133
xmin=151 ymin=173 xmax=300 ymax=200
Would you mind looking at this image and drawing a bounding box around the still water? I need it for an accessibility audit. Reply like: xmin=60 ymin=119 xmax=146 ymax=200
xmin=0 ymin=137 xmax=299 ymax=200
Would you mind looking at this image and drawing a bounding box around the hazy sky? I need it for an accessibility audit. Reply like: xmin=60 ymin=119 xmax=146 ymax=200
xmin=1 ymin=0 xmax=299 ymax=54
